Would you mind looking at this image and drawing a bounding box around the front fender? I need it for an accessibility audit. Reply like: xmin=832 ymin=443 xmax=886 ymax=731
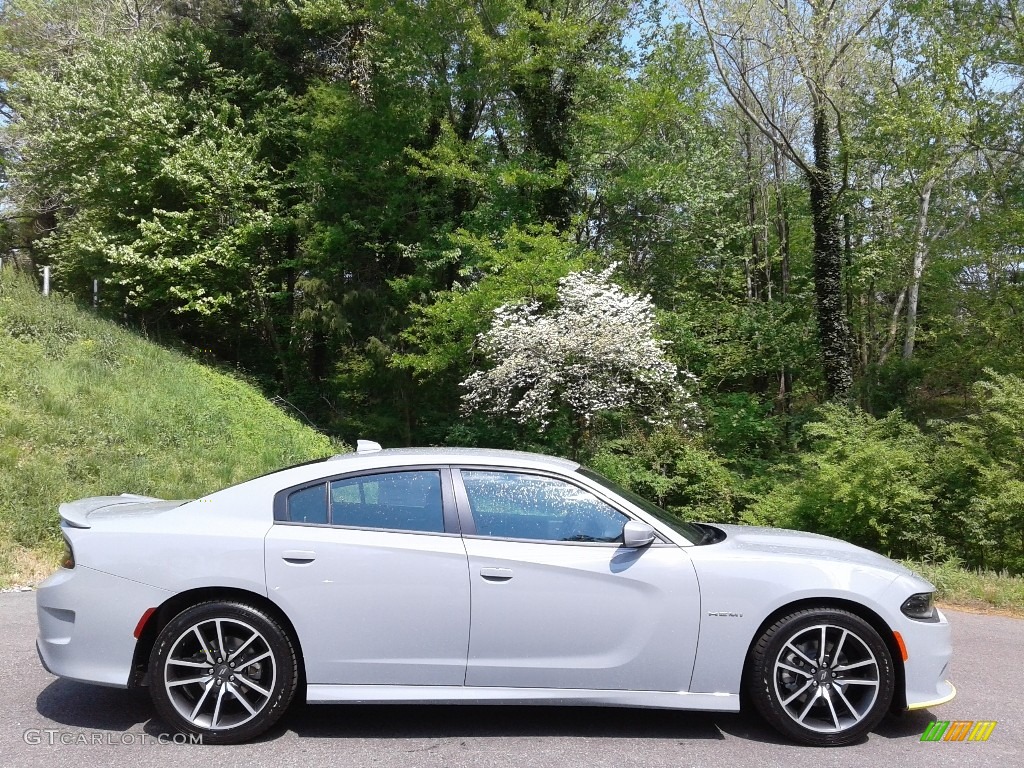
xmin=687 ymin=553 xmax=902 ymax=694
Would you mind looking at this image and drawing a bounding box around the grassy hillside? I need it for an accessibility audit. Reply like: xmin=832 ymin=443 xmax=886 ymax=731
xmin=0 ymin=270 xmax=337 ymax=587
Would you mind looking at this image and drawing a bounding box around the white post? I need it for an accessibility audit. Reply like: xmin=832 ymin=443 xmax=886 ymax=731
xmin=93 ymin=279 xmax=99 ymax=308
xmin=42 ymin=266 xmax=51 ymax=296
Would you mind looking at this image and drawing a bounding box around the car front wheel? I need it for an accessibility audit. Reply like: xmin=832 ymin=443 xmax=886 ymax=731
xmin=149 ymin=601 xmax=299 ymax=744
xmin=747 ymin=607 xmax=895 ymax=746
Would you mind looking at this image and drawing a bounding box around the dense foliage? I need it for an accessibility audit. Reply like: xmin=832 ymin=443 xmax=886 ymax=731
xmin=2 ymin=0 xmax=1024 ymax=572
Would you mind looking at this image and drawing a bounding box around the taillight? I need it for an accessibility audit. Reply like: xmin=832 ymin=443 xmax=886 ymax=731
xmin=60 ymin=534 xmax=75 ymax=569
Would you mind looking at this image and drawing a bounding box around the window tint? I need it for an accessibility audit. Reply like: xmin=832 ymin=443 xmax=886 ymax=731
xmin=330 ymin=471 xmax=444 ymax=533
xmin=461 ymin=470 xmax=628 ymax=543
xmin=287 ymin=483 xmax=328 ymax=525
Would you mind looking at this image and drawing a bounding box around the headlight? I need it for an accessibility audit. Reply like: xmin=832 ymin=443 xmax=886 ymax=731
xmin=901 ymin=592 xmax=936 ymax=621
xmin=59 ymin=534 xmax=75 ymax=569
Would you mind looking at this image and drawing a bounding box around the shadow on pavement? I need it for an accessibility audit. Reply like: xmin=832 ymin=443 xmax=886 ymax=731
xmin=872 ymin=709 xmax=937 ymax=740
xmin=277 ymin=703 xmax=745 ymax=742
xmin=36 ymin=679 xmax=154 ymax=731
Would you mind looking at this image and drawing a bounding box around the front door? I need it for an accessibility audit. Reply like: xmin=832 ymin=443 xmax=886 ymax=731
xmin=454 ymin=468 xmax=700 ymax=692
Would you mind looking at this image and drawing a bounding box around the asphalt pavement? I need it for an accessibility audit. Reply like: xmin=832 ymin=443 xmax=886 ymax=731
xmin=2 ymin=591 xmax=1020 ymax=767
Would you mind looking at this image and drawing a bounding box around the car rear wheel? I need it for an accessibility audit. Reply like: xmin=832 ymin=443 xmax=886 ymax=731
xmin=149 ymin=601 xmax=298 ymax=744
xmin=747 ymin=607 xmax=895 ymax=746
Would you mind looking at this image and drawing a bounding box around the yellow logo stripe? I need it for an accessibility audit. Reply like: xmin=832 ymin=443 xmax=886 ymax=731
xmin=967 ymin=722 xmax=997 ymax=742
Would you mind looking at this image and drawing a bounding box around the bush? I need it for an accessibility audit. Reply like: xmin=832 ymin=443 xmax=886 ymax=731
xmin=589 ymin=425 xmax=739 ymax=524
xmin=931 ymin=371 xmax=1024 ymax=573
xmin=705 ymin=391 xmax=785 ymax=464
xmin=748 ymin=406 xmax=943 ymax=559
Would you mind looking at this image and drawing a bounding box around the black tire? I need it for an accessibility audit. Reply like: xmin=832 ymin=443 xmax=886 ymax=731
xmin=149 ymin=601 xmax=299 ymax=745
xmin=746 ymin=607 xmax=895 ymax=747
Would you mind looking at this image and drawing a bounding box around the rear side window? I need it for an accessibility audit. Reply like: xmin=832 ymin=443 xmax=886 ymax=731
xmin=277 ymin=470 xmax=446 ymax=533
xmin=286 ymin=484 xmax=328 ymax=525
xmin=330 ymin=471 xmax=444 ymax=533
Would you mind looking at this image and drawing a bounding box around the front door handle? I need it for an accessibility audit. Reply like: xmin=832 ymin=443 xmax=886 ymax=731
xmin=480 ymin=567 xmax=514 ymax=582
xmin=282 ymin=550 xmax=317 ymax=564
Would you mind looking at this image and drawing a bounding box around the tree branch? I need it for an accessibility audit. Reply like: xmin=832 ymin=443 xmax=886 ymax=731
xmin=694 ymin=0 xmax=813 ymax=176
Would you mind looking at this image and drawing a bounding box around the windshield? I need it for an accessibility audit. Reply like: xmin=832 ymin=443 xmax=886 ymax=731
xmin=576 ymin=467 xmax=705 ymax=545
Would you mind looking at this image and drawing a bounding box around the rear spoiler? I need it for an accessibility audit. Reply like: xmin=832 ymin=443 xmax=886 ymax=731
xmin=59 ymin=494 xmax=163 ymax=529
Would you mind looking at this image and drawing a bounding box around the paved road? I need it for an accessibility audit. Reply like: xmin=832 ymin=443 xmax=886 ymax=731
xmin=2 ymin=591 xmax=1020 ymax=767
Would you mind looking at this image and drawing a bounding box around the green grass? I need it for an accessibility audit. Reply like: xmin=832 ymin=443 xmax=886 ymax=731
xmin=0 ymin=270 xmax=338 ymax=587
xmin=904 ymin=559 xmax=1024 ymax=616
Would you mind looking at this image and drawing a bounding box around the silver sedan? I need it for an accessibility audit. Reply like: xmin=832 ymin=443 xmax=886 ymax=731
xmin=36 ymin=444 xmax=954 ymax=746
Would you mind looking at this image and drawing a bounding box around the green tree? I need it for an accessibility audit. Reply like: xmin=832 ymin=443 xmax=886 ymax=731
xmin=6 ymin=26 xmax=299 ymax=374
xmin=860 ymin=0 xmax=1024 ymax=366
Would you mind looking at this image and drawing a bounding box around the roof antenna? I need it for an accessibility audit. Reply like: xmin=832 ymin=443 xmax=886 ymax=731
xmin=356 ymin=440 xmax=383 ymax=454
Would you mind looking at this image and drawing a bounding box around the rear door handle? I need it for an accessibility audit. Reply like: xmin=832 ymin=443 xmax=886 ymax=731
xmin=480 ymin=567 xmax=514 ymax=582
xmin=282 ymin=550 xmax=317 ymax=564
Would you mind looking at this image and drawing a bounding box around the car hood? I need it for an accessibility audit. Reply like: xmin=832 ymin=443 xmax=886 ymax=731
xmin=706 ymin=523 xmax=915 ymax=579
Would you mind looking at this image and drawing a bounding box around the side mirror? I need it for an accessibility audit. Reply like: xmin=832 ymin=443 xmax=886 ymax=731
xmin=622 ymin=520 xmax=656 ymax=548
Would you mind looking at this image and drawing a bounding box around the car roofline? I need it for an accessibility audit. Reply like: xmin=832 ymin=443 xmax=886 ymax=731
xmin=226 ymin=447 xmax=582 ymax=497
xmin=325 ymin=447 xmax=581 ymax=472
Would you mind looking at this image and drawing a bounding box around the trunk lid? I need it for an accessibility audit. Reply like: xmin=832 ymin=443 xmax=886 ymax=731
xmin=59 ymin=494 xmax=189 ymax=529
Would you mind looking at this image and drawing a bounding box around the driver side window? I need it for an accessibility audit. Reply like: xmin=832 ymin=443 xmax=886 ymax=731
xmin=459 ymin=470 xmax=628 ymax=543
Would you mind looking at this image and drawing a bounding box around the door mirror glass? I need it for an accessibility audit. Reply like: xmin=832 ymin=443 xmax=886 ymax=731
xmin=622 ymin=520 xmax=656 ymax=548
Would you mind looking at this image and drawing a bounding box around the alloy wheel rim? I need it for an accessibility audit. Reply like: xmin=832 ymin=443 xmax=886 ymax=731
xmin=772 ymin=623 xmax=880 ymax=734
xmin=164 ymin=617 xmax=277 ymax=731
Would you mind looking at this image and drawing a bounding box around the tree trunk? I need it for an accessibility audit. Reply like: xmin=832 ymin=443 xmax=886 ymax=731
xmin=510 ymin=65 xmax=577 ymax=229
xmin=249 ymin=275 xmax=292 ymax=394
xmin=807 ymin=104 xmax=853 ymax=400
xmin=771 ymin=144 xmax=791 ymax=413
xmin=902 ymin=178 xmax=935 ymax=360
xmin=740 ymin=42 xmax=759 ymax=302
xmin=878 ymin=285 xmax=908 ymax=365
xmin=746 ymin=160 xmax=758 ymax=300
xmin=772 ymin=146 xmax=791 ymax=299
xmin=859 ymin=292 xmax=870 ymax=371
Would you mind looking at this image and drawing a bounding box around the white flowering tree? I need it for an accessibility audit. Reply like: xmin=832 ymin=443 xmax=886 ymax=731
xmin=461 ymin=266 xmax=698 ymax=453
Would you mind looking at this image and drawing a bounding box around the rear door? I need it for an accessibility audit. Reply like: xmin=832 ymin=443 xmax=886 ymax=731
xmin=265 ymin=467 xmax=470 ymax=686
xmin=454 ymin=467 xmax=701 ymax=692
